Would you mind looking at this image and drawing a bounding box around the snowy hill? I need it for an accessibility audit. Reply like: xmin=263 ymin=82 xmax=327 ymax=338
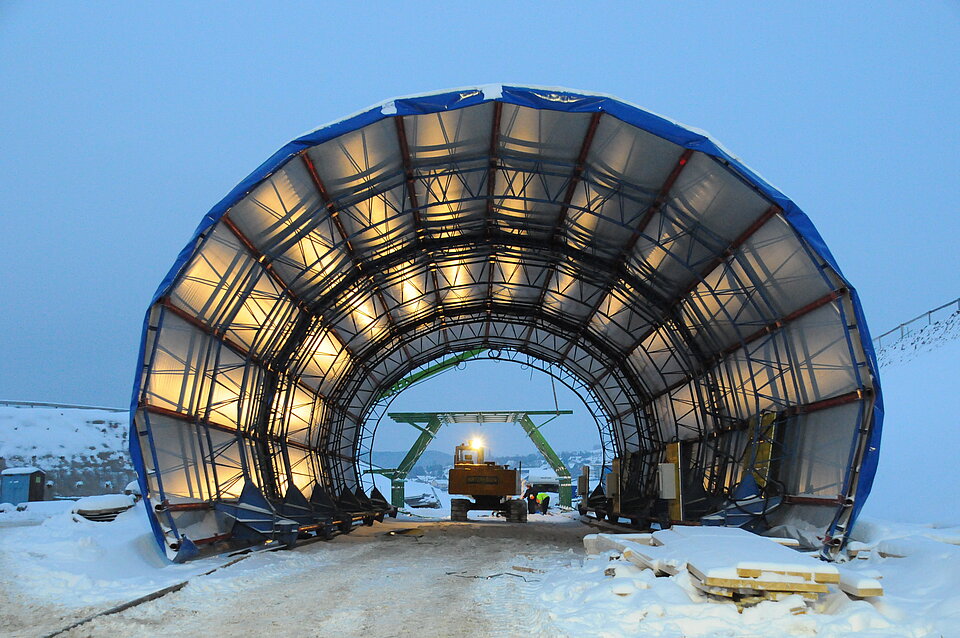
xmin=876 ymin=307 xmax=960 ymax=368
xmin=0 ymin=403 xmax=135 ymax=498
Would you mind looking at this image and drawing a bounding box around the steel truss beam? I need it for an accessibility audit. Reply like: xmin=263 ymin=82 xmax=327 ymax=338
xmin=557 ymin=149 xmax=695 ymax=365
xmin=637 ymin=288 xmax=850 ymax=414
xmin=335 ymin=312 xmax=656 ymax=463
xmin=356 ymin=347 xmax=623 ymax=497
xmin=393 ymin=118 xmax=450 ymax=349
xmin=520 ymin=112 xmax=603 ymax=353
xmin=619 ymin=205 xmax=782 ymax=359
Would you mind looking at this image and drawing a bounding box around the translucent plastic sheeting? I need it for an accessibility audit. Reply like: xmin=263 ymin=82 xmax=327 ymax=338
xmin=131 ymin=86 xmax=881 ymax=561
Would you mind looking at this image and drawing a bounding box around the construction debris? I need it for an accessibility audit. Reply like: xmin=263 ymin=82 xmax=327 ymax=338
xmin=583 ymin=525 xmax=882 ymax=608
xmin=835 ymin=565 xmax=884 ymax=598
xmin=71 ymin=494 xmax=137 ymax=522
xmin=384 ymin=527 xmax=424 ymax=537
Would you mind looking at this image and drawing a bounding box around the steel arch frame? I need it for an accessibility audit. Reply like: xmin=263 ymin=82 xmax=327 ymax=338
xmin=355 ymin=348 xmax=618 ymax=495
xmin=130 ymin=86 xmax=882 ymax=562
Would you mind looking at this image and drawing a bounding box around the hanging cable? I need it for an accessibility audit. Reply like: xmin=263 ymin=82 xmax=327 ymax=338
xmin=551 ymin=375 xmax=560 ymax=414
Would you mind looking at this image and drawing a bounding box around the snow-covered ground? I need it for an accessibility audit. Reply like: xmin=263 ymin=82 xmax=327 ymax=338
xmin=0 ymin=503 xmax=587 ymax=637
xmin=3 ymin=501 xmax=960 ymax=637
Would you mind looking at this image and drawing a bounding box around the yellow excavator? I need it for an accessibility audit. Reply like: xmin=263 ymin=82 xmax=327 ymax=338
xmin=448 ymin=439 xmax=527 ymax=523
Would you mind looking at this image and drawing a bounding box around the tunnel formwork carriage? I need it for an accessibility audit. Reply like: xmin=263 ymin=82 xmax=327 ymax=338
xmin=130 ymin=85 xmax=882 ymax=562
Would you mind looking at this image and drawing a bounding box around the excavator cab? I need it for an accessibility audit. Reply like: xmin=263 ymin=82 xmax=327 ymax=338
xmin=454 ymin=440 xmax=485 ymax=466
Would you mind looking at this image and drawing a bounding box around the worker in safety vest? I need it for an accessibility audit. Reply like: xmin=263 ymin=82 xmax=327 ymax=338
xmin=537 ymin=492 xmax=550 ymax=514
xmin=522 ymin=485 xmax=538 ymax=514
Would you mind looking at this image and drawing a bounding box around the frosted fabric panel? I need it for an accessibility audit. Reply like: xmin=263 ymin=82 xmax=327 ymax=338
xmin=169 ymin=223 xmax=302 ymax=359
xmin=381 ymin=261 xmax=434 ymax=323
xmin=782 ymin=304 xmax=859 ymax=404
xmin=335 ymin=184 xmax=414 ymax=260
xmin=781 ymin=404 xmax=860 ymax=497
xmin=403 ymin=103 xmax=494 ymax=163
xmin=226 ymin=159 xmax=354 ymax=303
xmin=499 ymin=105 xmax=592 ymax=162
xmin=296 ymin=325 xmax=352 ymax=396
xmin=169 ymin=225 xmax=255 ymax=330
xmin=403 ymin=104 xmax=491 ymax=240
xmin=588 ymin=285 xmax=648 ymax=350
xmin=271 ymin=382 xmax=319 ymax=446
xmin=670 ymin=153 xmax=770 ymax=246
xmin=489 ymin=258 xmax=548 ymax=305
xmin=330 ymin=286 xmax=391 ymax=349
xmin=144 ymin=312 xmax=260 ymax=430
xmin=735 ymin=216 xmax=833 ymax=317
xmin=637 ymin=326 xmax=693 ymax=389
xmin=144 ymin=313 xmax=211 ymax=416
xmin=226 ymin=159 xmax=322 ymax=254
xmin=541 ymin=263 xmax=595 ymax=317
xmin=146 ymin=414 xmax=212 ymax=502
xmin=305 ymin=119 xmax=404 ymax=203
xmin=204 ymin=425 xmax=248 ymax=499
xmin=588 ymin=118 xmax=685 ymax=192
xmin=562 ymin=118 xmax=683 ymax=257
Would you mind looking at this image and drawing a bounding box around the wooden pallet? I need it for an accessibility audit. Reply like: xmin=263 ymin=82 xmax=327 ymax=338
xmin=584 ymin=525 xmax=882 ymax=606
xmin=687 ymin=563 xmax=830 ymax=594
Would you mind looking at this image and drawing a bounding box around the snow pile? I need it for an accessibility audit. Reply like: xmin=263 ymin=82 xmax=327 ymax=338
xmin=534 ymin=526 xmax=960 ymax=637
xmin=2 ymin=493 xmax=960 ymax=636
xmin=534 ymin=552 xmax=890 ymax=637
xmin=0 ymin=499 xmax=74 ymax=527
xmin=876 ymin=309 xmax=960 ymax=368
xmin=0 ymin=501 xmax=224 ymax=608
xmin=72 ymin=493 xmax=137 ymax=511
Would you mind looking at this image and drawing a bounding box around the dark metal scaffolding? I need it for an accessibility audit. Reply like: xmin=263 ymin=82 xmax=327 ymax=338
xmin=130 ymin=86 xmax=882 ymax=561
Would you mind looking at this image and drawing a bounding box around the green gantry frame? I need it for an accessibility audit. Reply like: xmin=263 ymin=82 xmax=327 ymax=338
xmin=380 ymin=410 xmax=574 ymax=508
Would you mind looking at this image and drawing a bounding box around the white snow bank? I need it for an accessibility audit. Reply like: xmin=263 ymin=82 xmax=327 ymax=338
xmin=0 ymin=499 xmax=75 ymax=527
xmin=0 ymin=500 xmax=225 ymax=607
xmin=853 ymin=517 xmax=960 ymax=546
xmin=535 ymin=552 xmax=897 ymax=637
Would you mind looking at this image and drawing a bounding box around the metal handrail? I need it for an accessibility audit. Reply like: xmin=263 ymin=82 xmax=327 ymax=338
xmin=0 ymin=400 xmax=126 ymax=413
xmin=873 ymin=296 xmax=960 ymax=350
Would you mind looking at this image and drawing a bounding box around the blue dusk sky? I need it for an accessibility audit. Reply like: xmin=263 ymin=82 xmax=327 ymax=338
xmin=1 ymin=3 xmax=958 ymax=454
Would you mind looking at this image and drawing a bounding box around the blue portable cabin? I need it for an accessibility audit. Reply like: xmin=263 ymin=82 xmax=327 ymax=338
xmin=0 ymin=466 xmax=45 ymax=504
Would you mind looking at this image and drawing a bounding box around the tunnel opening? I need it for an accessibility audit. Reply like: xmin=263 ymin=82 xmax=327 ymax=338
xmin=130 ymin=85 xmax=882 ymax=562
xmin=357 ymin=349 xmax=611 ymax=514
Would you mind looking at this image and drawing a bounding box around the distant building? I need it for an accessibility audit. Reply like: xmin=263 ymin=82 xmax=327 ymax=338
xmin=1 ymin=466 xmax=45 ymax=503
